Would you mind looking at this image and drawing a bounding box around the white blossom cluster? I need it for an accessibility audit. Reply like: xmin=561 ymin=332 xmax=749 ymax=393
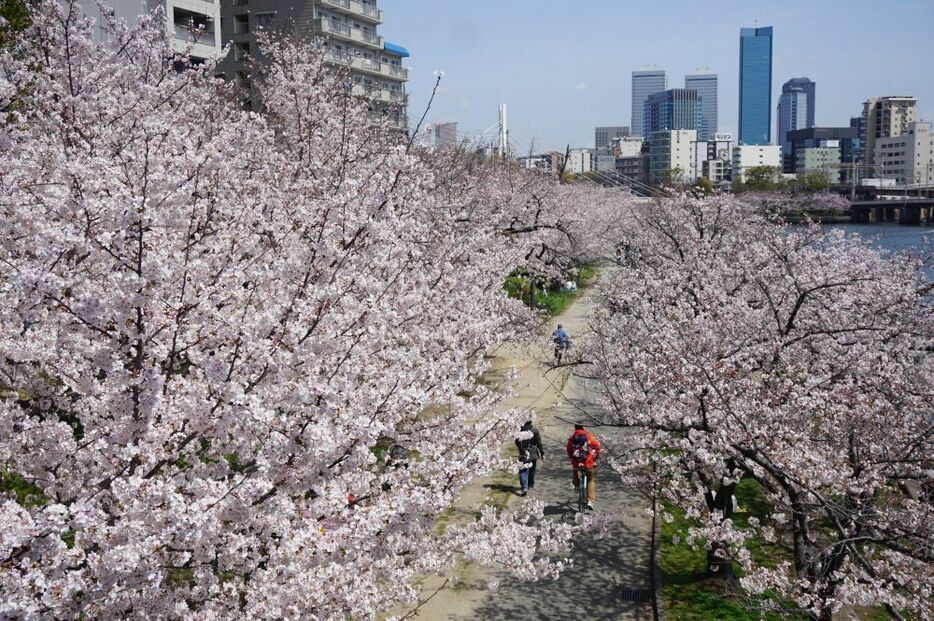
xmin=0 ymin=3 xmax=602 ymax=618
xmin=587 ymin=195 xmax=933 ymax=619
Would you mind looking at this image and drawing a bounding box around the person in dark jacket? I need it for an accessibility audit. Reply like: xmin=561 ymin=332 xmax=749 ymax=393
xmin=515 ymin=419 xmax=544 ymax=496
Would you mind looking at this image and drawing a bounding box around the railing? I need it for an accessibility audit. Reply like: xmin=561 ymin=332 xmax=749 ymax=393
xmin=320 ymin=0 xmax=383 ymax=23
xmin=174 ymin=23 xmax=214 ymax=45
xmin=315 ymin=18 xmax=383 ymax=49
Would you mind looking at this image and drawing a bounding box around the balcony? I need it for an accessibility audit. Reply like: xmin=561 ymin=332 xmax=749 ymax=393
xmin=319 ymin=0 xmax=383 ymax=24
xmin=313 ymin=17 xmax=383 ymax=50
xmin=172 ymin=23 xmax=218 ymax=60
xmin=324 ymin=48 xmax=408 ymax=81
xmin=351 ymin=83 xmax=407 ymax=106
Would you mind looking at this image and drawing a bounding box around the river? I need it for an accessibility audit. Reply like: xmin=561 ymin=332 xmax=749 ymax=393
xmin=822 ymin=223 xmax=933 ymax=254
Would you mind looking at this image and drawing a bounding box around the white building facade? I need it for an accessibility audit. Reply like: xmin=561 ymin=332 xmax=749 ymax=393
xmin=875 ymin=121 xmax=934 ymax=185
xmin=565 ymin=149 xmax=594 ymax=174
xmin=732 ymin=145 xmax=782 ymax=182
xmin=649 ymin=129 xmax=696 ymax=183
xmin=77 ymin=0 xmax=221 ymax=61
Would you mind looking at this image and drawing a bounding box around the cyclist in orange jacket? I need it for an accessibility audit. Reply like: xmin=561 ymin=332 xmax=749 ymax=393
xmin=566 ymin=424 xmax=601 ymax=510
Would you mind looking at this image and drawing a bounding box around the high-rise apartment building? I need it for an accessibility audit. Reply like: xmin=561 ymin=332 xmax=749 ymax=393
xmin=738 ymin=26 xmax=773 ymax=146
xmin=644 ymin=89 xmax=702 ymax=137
xmin=595 ymin=126 xmax=631 ymax=155
xmin=76 ymin=0 xmax=221 ymax=61
xmin=217 ymin=0 xmax=409 ymax=130
xmin=631 ymin=70 xmax=667 ymax=138
xmin=684 ymin=73 xmax=718 ymax=140
xmin=777 ymin=78 xmax=815 ymax=172
xmin=861 ymin=96 xmax=917 ymax=173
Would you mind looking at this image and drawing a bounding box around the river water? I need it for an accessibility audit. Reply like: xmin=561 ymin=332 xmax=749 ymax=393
xmin=820 ymin=223 xmax=933 ymax=280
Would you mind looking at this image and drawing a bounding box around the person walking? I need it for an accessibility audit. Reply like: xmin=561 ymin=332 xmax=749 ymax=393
xmin=566 ymin=424 xmax=601 ymax=509
xmin=515 ymin=419 xmax=544 ymax=496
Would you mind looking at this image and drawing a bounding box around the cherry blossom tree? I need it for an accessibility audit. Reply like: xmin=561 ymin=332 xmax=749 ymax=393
xmin=586 ymin=195 xmax=933 ymax=620
xmin=0 ymin=4 xmax=593 ymax=619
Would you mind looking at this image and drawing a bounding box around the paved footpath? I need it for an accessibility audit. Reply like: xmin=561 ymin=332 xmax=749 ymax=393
xmin=404 ymin=293 xmax=655 ymax=621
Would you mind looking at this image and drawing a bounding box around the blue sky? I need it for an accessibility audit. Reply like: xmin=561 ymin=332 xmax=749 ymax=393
xmin=380 ymin=0 xmax=934 ymax=153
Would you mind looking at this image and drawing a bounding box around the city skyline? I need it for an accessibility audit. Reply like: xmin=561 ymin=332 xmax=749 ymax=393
xmin=383 ymin=0 xmax=934 ymax=153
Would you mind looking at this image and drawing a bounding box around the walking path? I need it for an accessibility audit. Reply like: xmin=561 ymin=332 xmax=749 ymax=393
xmin=404 ymin=292 xmax=654 ymax=621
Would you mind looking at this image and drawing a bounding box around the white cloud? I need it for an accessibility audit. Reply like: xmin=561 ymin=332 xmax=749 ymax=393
xmin=575 ymin=82 xmax=588 ymax=91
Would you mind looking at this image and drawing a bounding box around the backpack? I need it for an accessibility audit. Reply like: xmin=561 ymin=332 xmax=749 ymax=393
xmin=517 ymin=431 xmax=539 ymax=463
xmin=571 ymin=433 xmax=591 ymax=461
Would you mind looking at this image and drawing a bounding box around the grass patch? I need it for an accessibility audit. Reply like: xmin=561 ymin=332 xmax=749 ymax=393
xmin=503 ymin=264 xmax=598 ymax=317
xmin=1 ymin=470 xmax=47 ymax=508
xmin=660 ymin=479 xmax=804 ymax=620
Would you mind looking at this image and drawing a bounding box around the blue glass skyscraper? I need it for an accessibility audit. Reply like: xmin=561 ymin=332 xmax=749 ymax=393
xmin=643 ymin=89 xmax=703 ymax=136
xmin=738 ymin=26 xmax=773 ymax=145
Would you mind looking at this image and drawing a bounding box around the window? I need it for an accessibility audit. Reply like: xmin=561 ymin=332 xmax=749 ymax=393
xmin=233 ymin=0 xmax=247 ymax=4
xmin=255 ymin=12 xmax=274 ymax=28
xmin=233 ymin=14 xmax=249 ymax=34
xmin=234 ymin=41 xmax=250 ymax=61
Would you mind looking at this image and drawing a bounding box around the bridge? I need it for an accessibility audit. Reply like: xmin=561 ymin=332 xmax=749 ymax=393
xmin=839 ymin=183 xmax=934 ymax=225
xmin=849 ymin=198 xmax=934 ymax=225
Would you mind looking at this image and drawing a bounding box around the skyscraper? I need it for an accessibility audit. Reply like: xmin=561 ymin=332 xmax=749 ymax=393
xmin=685 ymin=73 xmax=718 ymax=140
xmin=632 ymin=70 xmax=667 ymax=138
xmin=738 ymin=26 xmax=773 ymax=145
xmin=784 ymin=77 xmax=816 ymax=127
xmin=777 ymin=78 xmax=815 ymax=171
xmin=644 ymin=89 xmax=703 ymax=136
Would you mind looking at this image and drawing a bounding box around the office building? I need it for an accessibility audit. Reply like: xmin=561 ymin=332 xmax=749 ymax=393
xmin=76 ymin=0 xmax=221 ymax=61
xmin=649 ymin=129 xmax=696 ymax=184
xmin=875 ymin=121 xmax=934 ymax=185
xmin=685 ymin=73 xmax=718 ymax=140
xmin=217 ymin=0 xmax=409 ymax=130
xmin=783 ymin=78 xmax=815 ymax=126
xmin=565 ymin=149 xmax=593 ymax=174
xmin=433 ymin=122 xmax=457 ymax=148
xmin=732 ymin=145 xmax=781 ymax=182
xmin=643 ymin=89 xmax=702 ymax=137
xmin=595 ymin=126 xmax=631 ymax=155
xmin=777 ymin=78 xmax=815 ymax=171
xmin=616 ymin=155 xmax=648 ymax=184
xmin=796 ymin=146 xmax=842 ymax=183
xmin=692 ymin=133 xmax=732 ymax=181
xmin=738 ymin=26 xmax=773 ymax=145
xmin=784 ymin=127 xmax=858 ymax=183
xmin=861 ymin=96 xmax=917 ymax=172
xmin=632 ymin=70 xmax=667 ymax=138
xmin=703 ymin=158 xmax=732 ymax=184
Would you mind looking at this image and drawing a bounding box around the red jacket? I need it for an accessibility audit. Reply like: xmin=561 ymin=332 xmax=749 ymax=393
xmin=566 ymin=430 xmax=601 ymax=469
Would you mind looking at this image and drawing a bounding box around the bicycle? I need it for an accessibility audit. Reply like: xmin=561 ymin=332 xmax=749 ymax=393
xmin=553 ymin=337 xmax=570 ymax=364
xmin=577 ymin=468 xmax=588 ymax=513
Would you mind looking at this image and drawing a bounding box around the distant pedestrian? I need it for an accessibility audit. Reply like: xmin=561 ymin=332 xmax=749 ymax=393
xmin=515 ymin=419 xmax=544 ymax=496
